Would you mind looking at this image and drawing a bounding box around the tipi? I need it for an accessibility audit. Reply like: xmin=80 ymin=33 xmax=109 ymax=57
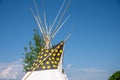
xmin=22 ymin=0 xmax=71 ymax=80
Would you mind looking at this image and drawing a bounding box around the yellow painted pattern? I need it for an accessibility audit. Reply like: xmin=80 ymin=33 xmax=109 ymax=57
xmin=31 ymin=41 xmax=64 ymax=71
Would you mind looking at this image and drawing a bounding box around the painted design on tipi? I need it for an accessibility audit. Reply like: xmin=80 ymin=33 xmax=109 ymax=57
xmin=31 ymin=41 xmax=64 ymax=71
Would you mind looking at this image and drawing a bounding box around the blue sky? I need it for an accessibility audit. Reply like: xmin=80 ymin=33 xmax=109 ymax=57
xmin=0 ymin=0 xmax=120 ymax=80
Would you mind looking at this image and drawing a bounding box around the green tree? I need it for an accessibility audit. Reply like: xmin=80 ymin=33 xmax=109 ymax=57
xmin=108 ymin=71 xmax=120 ymax=80
xmin=23 ymin=29 xmax=45 ymax=72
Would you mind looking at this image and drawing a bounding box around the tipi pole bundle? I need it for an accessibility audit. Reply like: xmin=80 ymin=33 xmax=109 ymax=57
xmin=31 ymin=0 xmax=71 ymax=46
xmin=49 ymin=0 xmax=66 ymax=33
xmin=52 ymin=15 xmax=71 ymax=38
xmin=51 ymin=0 xmax=71 ymax=39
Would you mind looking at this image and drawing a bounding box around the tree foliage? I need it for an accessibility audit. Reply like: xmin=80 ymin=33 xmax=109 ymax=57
xmin=108 ymin=71 xmax=120 ymax=80
xmin=23 ymin=29 xmax=45 ymax=72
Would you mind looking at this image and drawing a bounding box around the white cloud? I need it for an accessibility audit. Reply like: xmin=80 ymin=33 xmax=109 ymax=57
xmin=78 ymin=68 xmax=105 ymax=73
xmin=65 ymin=64 xmax=110 ymax=80
xmin=67 ymin=64 xmax=72 ymax=70
xmin=0 ymin=60 xmax=25 ymax=80
xmin=75 ymin=68 xmax=108 ymax=80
